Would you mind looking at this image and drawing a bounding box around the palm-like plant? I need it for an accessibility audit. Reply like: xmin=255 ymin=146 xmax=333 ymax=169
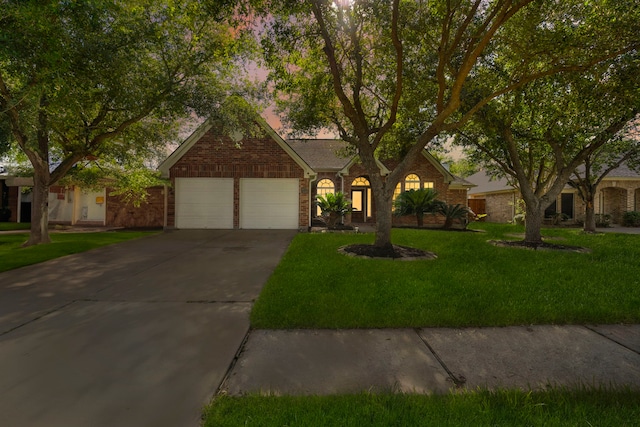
xmin=393 ymin=188 xmax=441 ymax=227
xmin=438 ymin=203 xmax=471 ymax=229
xmin=316 ymin=192 xmax=352 ymax=228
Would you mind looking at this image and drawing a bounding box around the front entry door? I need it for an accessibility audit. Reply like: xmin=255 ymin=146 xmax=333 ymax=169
xmin=351 ymin=188 xmax=366 ymax=222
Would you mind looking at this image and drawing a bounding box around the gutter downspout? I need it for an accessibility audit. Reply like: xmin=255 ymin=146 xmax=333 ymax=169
xmin=308 ymin=175 xmax=318 ymax=231
xmin=163 ymin=184 xmax=168 ymax=230
xmin=17 ymin=187 xmax=22 ymax=223
xmin=337 ymin=170 xmax=345 ymax=225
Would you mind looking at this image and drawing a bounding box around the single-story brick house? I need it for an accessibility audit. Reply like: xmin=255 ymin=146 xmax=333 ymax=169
xmin=467 ymin=165 xmax=640 ymax=224
xmin=158 ymin=116 xmax=473 ymax=230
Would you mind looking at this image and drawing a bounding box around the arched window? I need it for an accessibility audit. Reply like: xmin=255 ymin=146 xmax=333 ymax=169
xmin=316 ymin=179 xmax=335 ymax=216
xmin=405 ymin=174 xmax=421 ymax=191
xmin=351 ymin=177 xmax=370 ymax=186
xmin=317 ymin=179 xmax=335 ymax=195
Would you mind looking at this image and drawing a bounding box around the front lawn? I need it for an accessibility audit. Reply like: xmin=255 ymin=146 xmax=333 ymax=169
xmin=204 ymin=388 xmax=640 ymax=427
xmin=0 ymin=230 xmax=158 ymax=272
xmin=251 ymin=223 xmax=640 ymax=328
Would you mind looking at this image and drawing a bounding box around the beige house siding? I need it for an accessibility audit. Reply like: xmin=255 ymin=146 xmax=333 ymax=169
xmin=597 ymin=180 xmax=640 ymax=224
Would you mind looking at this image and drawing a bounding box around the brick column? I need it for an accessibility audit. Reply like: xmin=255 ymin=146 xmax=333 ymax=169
xmin=627 ymin=188 xmax=635 ymax=212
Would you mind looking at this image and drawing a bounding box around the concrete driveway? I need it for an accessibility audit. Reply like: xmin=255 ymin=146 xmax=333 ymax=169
xmin=0 ymin=229 xmax=296 ymax=427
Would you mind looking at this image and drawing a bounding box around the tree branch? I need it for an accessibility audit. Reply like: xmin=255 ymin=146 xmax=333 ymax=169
xmin=443 ymin=43 xmax=640 ymax=131
xmin=371 ymin=0 xmax=402 ymax=151
xmin=310 ymin=0 xmax=364 ymax=137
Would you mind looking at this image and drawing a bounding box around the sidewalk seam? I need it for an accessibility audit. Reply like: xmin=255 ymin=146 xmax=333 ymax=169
xmin=215 ymin=327 xmax=252 ymax=396
xmin=414 ymin=328 xmax=466 ymax=388
xmin=584 ymin=325 xmax=640 ymax=356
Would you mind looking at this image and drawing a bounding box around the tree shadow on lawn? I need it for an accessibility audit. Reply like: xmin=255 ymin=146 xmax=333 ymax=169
xmin=338 ymin=227 xmax=590 ymax=259
xmin=489 ymin=239 xmax=591 ymax=253
xmin=339 ymin=225 xmax=484 ymax=260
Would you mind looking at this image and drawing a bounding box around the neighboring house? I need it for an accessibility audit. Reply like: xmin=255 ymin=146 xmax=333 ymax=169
xmin=0 ymin=176 xmax=165 ymax=228
xmin=466 ymin=172 xmax=518 ymax=223
xmin=467 ymin=166 xmax=640 ymax=224
xmin=158 ymin=115 xmax=474 ymax=230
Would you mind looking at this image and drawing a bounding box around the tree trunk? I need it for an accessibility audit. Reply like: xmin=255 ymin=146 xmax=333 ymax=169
xmin=524 ymin=204 xmax=544 ymax=246
xmin=416 ymin=212 xmax=424 ymax=227
xmin=584 ymin=199 xmax=596 ymax=233
xmin=444 ymin=217 xmax=454 ymax=229
xmin=24 ymin=174 xmax=51 ymax=246
xmin=374 ymin=193 xmax=394 ymax=249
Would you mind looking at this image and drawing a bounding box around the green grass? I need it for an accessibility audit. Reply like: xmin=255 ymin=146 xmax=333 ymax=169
xmin=203 ymin=388 xmax=640 ymax=427
xmin=0 ymin=230 xmax=158 ymax=272
xmin=251 ymin=223 xmax=640 ymax=328
xmin=0 ymin=222 xmax=31 ymax=231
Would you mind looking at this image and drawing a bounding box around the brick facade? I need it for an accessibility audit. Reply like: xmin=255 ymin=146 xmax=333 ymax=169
xmin=478 ymin=192 xmax=517 ymax=223
xmin=8 ymin=186 xmax=18 ymax=222
xmin=313 ymin=154 xmax=470 ymax=227
xmin=106 ymin=186 xmax=165 ymax=228
xmin=598 ymin=182 xmax=640 ymax=224
xmin=167 ymin=126 xmax=309 ymax=229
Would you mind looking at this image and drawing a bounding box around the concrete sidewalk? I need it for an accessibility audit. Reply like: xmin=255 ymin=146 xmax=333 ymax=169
xmin=223 ymin=325 xmax=640 ymax=395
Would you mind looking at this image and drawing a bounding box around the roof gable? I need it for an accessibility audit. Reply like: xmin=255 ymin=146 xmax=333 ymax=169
xmin=467 ymin=171 xmax=515 ymax=195
xmin=158 ymin=115 xmax=314 ymax=178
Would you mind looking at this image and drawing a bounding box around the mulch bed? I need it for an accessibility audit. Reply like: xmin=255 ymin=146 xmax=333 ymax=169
xmin=339 ymin=244 xmax=437 ymax=260
xmin=489 ymin=240 xmax=591 ymax=253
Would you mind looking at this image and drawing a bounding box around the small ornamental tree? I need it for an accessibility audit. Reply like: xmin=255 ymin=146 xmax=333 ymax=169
xmin=316 ymin=192 xmax=352 ymax=228
xmin=438 ymin=203 xmax=471 ymax=230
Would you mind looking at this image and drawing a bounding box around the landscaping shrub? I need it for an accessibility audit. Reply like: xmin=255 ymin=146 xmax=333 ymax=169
xmin=438 ymin=203 xmax=471 ymax=229
xmin=595 ymin=213 xmax=612 ymax=228
xmin=316 ymin=192 xmax=352 ymax=228
xmin=622 ymin=211 xmax=640 ymax=227
xmin=393 ymin=188 xmax=440 ymax=227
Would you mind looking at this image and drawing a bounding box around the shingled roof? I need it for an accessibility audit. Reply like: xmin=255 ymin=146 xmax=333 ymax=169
xmin=286 ymin=139 xmax=352 ymax=171
xmin=287 ymin=138 xmax=474 ymax=188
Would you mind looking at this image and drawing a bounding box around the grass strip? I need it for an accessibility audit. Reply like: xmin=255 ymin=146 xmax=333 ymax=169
xmin=0 ymin=231 xmax=158 ymax=272
xmin=0 ymin=222 xmax=31 ymax=231
xmin=203 ymin=388 xmax=640 ymax=427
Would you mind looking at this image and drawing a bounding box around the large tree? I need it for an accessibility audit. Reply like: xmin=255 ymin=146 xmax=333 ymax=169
xmin=0 ymin=0 xmax=251 ymax=245
xmin=261 ymin=0 xmax=640 ymax=250
xmin=458 ymin=61 xmax=640 ymax=244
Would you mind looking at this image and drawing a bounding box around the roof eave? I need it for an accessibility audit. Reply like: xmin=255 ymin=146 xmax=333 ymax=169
xmin=158 ymin=118 xmax=214 ymax=178
xmin=158 ymin=113 xmax=316 ymax=179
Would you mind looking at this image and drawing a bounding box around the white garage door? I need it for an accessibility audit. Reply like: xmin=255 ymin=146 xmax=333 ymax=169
xmin=175 ymin=178 xmax=233 ymax=229
xmin=240 ymin=178 xmax=299 ymax=229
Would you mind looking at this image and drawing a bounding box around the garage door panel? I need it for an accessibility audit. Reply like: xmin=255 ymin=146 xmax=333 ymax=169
xmin=175 ymin=178 xmax=233 ymax=229
xmin=240 ymin=179 xmax=299 ymax=229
